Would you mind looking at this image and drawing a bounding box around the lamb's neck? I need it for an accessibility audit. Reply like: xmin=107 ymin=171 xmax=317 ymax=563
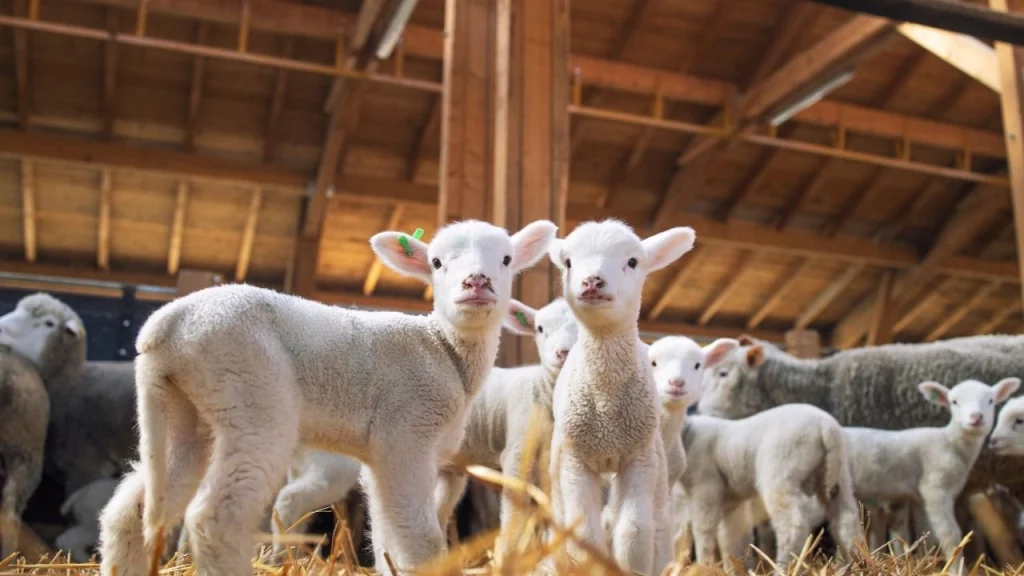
xmin=942 ymin=424 xmax=987 ymax=467
xmin=429 ymin=312 xmax=501 ymax=398
xmin=576 ymin=323 xmax=640 ymax=389
xmin=660 ymin=406 xmax=687 ymax=447
xmin=759 ymin=353 xmax=832 ymax=410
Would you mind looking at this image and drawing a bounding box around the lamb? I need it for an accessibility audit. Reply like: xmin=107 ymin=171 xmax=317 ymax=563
xmin=0 ymin=351 xmax=49 ymax=559
xmin=842 ymin=377 xmax=1020 ymax=563
xmin=0 ymin=293 xmax=137 ymax=496
xmin=435 ymin=297 xmax=578 ymax=540
xmin=548 ymin=219 xmax=694 ymax=575
xmin=55 ymin=477 xmax=120 ymax=562
xmin=95 ymin=219 xmax=556 ymax=576
xmin=679 ymin=404 xmax=864 ymax=572
xmin=697 ymin=336 xmax=1024 ymax=492
xmin=989 ymin=395 xmax=1024 ymax=456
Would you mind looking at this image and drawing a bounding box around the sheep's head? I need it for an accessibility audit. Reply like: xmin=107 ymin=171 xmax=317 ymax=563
xmin=502 ymin=298 xmax=578 ymax=372
xmin=650 ymin=336 xmax=737 ymax=413
xmin=920 ymin=377 xmax=1020 ymax=438
xmin=371 ymin=220 xmax=557 ymax=331
xmin=989 ymin=396 xmax=1024 ymax=455
xmin=0 ymin=292 xmax=86 ymax=376
xmin=549 ymin=220 xmax=695 ymax=332
xmin=697 ymin=343 xmax=767 ymax=419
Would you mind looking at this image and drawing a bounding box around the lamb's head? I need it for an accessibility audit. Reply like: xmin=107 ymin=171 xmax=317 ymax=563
xmin=650 ymin=336 xmax=738 ymax=413
xmin=989 ymin=396 xmax=1024 ymax=455
xmin=0 ymin=292 xmax=86 ymax=378
xmin=502 ymin=298 xmax=578 ymax=373
xmin=696 ymin=341 xmax=771 ymax=419
xmin=919 ymin=377 xmax=1020 ymax=438
xmin=371 ymin=220 xmax=557 ymax=331
xmin=549 ymin=219 xmax=695 ymax=332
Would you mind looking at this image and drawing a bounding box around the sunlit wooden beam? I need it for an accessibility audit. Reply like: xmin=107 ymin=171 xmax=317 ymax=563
xmin=747 ymin=259 xmax=815 ymax=330
xmin=97 ymin=169 xmax=112 ymax=270
xmin=21 ymin=159 xmax=36 ymax=262
xmin=234 ymin=188 xmax=263 ymax=282
xmin=925 ymin=280 xmax=1001 ymax=341
xmin=897 ymin=22 xmax=999 ymax=92
xmin=167 ymin=181 xmax=189 ymax=275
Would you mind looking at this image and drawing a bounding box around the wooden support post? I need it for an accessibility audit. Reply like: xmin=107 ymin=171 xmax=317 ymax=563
xmin=21 ymin=159 xmax=36 ymax=262
xmin=167 ymin=181 xmax=188 ymax=275
xmin=97 ymin=169 xmax=112 ymax=270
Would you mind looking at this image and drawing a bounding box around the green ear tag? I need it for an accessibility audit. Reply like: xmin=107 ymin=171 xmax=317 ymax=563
xmin=515 ymin=311 xmax=529 ymax=327
xmin=930 ymin=390 xmax=940 ymax=401
xmin=412 ymin=228 xmax=424 ymax=240
xmin=398 ymin=228 xmax=426 ymax=257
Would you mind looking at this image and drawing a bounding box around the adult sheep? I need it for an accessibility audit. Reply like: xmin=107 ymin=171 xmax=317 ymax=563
xmin=0 ymin=351 xmax=49 ymax=558
xmin=98 ymin=219 xmax=557 ymax=576
xmin=0 ymin=293 xmax=137 ymax=495
xmin=697 ymin=335 xmax=1024 ymax=491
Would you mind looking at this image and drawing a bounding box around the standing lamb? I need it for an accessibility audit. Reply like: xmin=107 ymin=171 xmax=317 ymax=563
xmin=0 ymin=351 xmax=49 ymax=559
xmin=97 ymin=219 xmax=556 ymax=576
xmin=679 ymin=404 xmax=864 ymax=572
xmin=841 ymin=377 xmax=1019 ymax=564
xmin=548 ymin=219 xmax=694 ymax=575
xmin=435 ymin=297 xmax=578 ymax=542
xmin=697 ymin=336 xmax=1024 ymax=491
xmin=55 ymin=477 xmax=120 ymax=562
xmin=0 ymin=293 xmax=137 ymax=495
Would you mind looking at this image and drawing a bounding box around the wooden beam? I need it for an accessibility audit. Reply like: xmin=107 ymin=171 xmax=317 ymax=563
xmin=362 ymin=204 xmax=405 ymax=296
xmin=795 ymin=263 xmax=865 ymax=330
xmin=976 ymin=301 xmax=1022 ymax=335
xmin=891 ymin=276 xmax=957 ymax=334
xmin=102 ymin=8 xmax=119 ymax=139
xmin=991 ymin=0 xmax=1024 ymax=307
xmin=234 ymin=188 xmax=262 ymax=282
xmin=774 ymin=158 xmax=832 ymax=230
xmin=699 ymin=251 xmax=752 ymax=325
xmin=648 ymin=246 xmax=705 ymax=321
xmin=570 ymin=54 xmax=734 ymax=109
xmin=97 ymin=169 xmax=112 ymax=270
xmin=13 ymin=6 xmax=29 ymax=130
xmin=866 ymin=270 xmax=896 ymax=346
xmin=806 ymin=0 xmax=1024 ymax=45
xmin=406 ymin=96 xmax=441 ymax=182
xmin=262 ymin=37 xmax=294 ymax=164
xmin=925 ymin=280 xmax=1001 ymax=341
xmin=323 ymin=0 xmax=387 ymax=113
xmin=720 ymin=147 xmax=783 ymax=222
xmin=21 ymin=159 xmax=36 ymax=262
xmin=897 ymin=23 xmax=999 ymax=93
xmin=747 ymin=259 xmax=816 ymax=330
xmin=167 ymin=181 xmax=188 ymax=276
xmin=747 ymin=2 xmax=820 ymax=88
xmin=821 ymin=167 xmax=884 ymax=237
xmin=184 ymin=22 xmax=209 ymax=152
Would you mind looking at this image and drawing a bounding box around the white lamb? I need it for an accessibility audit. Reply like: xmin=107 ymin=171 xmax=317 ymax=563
xmin=56 ymin=477 xmax=120 ymax=562
xmin=97 ymin=219 xmax=557 ymax=576
xmin=435 ymin=297 xmax=578 ymax=538
xmin=989 ymin=396 xmax=1024 ymax=456
xmin=679 ymin=404 xmax=863 ymax=572
xmin=548 ymin=219 xmax=695 ymax=575
xmin=842 ymin=377 xmax=1020 ymax=563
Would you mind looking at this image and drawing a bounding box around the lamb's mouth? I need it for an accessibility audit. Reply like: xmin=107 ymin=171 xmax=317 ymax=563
xmin=456 ymin=294 xmax=497 ymax=307
xmin=577 ymin=294 xmax=613 ymax=305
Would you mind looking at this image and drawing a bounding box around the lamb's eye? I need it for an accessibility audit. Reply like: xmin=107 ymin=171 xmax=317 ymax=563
xmin=694 ymin=362 xmax=701 ymax=370
xmin=1016 ymin=417 xmax=1024 ymax=426
xmin=432 ymin=258 xmax=442 ymax=270
xmin=44 ymin=319 xmax=55 ymax=328
xmin=502 ymin=255 xmax=511 ymax=266
xmin=719 ymin=370 xmax=728 ymax=377
xmin=952 ymin=400 xmax=959 ymax=406
xmin=537 ymin=326 xmax=544 ymax=334
xmin=651 ymin=361 xmax=657 ymax=367
xmin=990 ymin=399 xmax=995 ymax=405
xmin=565 ymin=259 xmax=572 ymax=269
xmin=627 ymin=257 xmax=638 ymax=269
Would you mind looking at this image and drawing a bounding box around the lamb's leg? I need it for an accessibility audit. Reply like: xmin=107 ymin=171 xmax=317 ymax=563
xmin=718 ymin=503 xmax=753 ymax=568
xmin=671 ymin=485 xmax=693 ymax=561
xmin=608 ymin=456 xmax=658 ymax=574
xmin=272 ymin=458 xmax=360 ymax=558
xmin=826 ymin=478 xmax=864 ymax=563
xmin=434 ymin=466 xmax=468 ymax=538
xmin=0 ymin=476 xmax=19 ymax=560
xmin=556 ymin=450 xmax=605 ymax=566
xmin=921 ymin=491 xmax=964 ymax=575
xmin=362 ymin=450 xmax=446 ymax=573
xmin=689 ymin=489 xmax=725 ymax=567
xmin=762 ymin=488 xmax=811 ymax=575
xmin=652 ymin=456 xmax=674 ymax=576
xmin=888 ymin=502 xmax=911 ymax=555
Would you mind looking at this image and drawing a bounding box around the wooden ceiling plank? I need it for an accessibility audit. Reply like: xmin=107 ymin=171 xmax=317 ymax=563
xmin=897 ymin=22 xmax=1000 ymax=93
xmin=720 ymin=147 xmax=782 ymax=222
xmin=774 ymin=158 xmax=833 ymax=231
xmin=263 ymin=37 xmax=294 ymax=164
xmin=821 ymin=167 xmax=884 ymax=237
xmin=746 ymin=2 xmax=820 ymax=88
xmin=699 ymin=251 xmax=752 ymax=325
xmin=21 ymin=160 xmax=36 ymax=263
xmin=927 ymin=75 xmax=973 ymax=119
xmin=794 ymin=263 xmax=865 ymax=330
xmin=13 ymin=17 xmax=29 ymax=130
xmin=184 ymin=22 xmax=209 ymax=152
xmin=925 ymin=280 xmax=1001 ymax=341
xmin=406 ymin=96 xmax=441 ymax=182
xmin=747 ymin=259 xmax=816 ymax=330
xmin=323 ymin=0 xmax=388 ymax=112
xmin=975 ymin=301 xmax=1023 ymax=335
xmin=866 ymin=270 xmax=896 ymax=346
xmin=234 ymin=188 xmax=263 ymax=282
xmin=97 ymin=169 xmax=112 ymax=270
xmin=102 ymin=8 xmax=119 ymax=139
xmin=874 ymin=50 xmax=928 ymax=110
xmin=167 ymin=181 xmax=188 ymax=276
xmin=648 ymin=245 xmax=705 ymax=321
xmin=891 ymin=275 xmax=957 ymax=334
xmin=363 ymin=203 xmax=406 ymax=296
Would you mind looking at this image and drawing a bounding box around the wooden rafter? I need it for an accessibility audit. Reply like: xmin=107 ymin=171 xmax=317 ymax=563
xmin=719 ymin=147 xmax=783 ymax=222
xmin=13 ymin=3 xmax=30 ymax=130
xmin=363 ymin=204 xmax=406 ymax=296
xmin=927 ymin=75 xmax=973 ymax=118
xmin=925 ymin=280 xmax=1001 ymax=341
xmin=746 ymin=2 xmax=821 ymax=88
xmin=874 ymin=50 xmax=928 ymax=109
xmin=794 ymin=264 xmax=866 ymax=330
xmin=234 ymin=188 xmax=263 ymax=282
xmin=866 ymin=270 xmax=896 ymax=346
xmin=406 ymin=96 xmax=441 ymax=182
xmin=976 ymin=301 xmax=1023 ymax=335
xmin=324 ymin=0 xmax=388 ymax=113
xmin=167 ymin=181 xmax=188 ymax=275
xmin=698 ymin=251 xmax=752 ymax=325
xmin=897 ymin=22 xmax=999 ymax=93
xmin=821 ymin=168 xmax=885 ymax=237
xmin=21 ymin=159 xmax=36 ymax=262
xmin=892 ymin=276 xmax=957 ymax=334
xmin=747 ymin=259 xmax=815 ymax=330
xmin=184 ymin=22 xmax=209 ymax=152
xmin=648 ymin=245 xmax=705 ymax=321
xmin=262 ymin=37 xmax=294 ymax=164
xmin=102 ymin=8 xmax=119 ymax=139
xmin=774 ymin=158 xmax=832 ymax=230
xmin=97 ymin=169 xmax=112 ymax=270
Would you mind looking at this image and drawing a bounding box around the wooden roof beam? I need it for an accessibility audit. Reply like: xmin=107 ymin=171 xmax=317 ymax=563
xmin=976 ymin=301 xmax=1023 ymax=335
xmin=97 ymin=169 xmax=112 ymax=270
xmin=774 ymin=157 xmax=833 ymax=230
xmin=925 ymin=280 xmax=1001 ymax=341
xmin=184 ymin=22 xmax=209 ymax=152
xmin=234 ymin=188 xmax=262 ymax=282
xmin=897 ymin=23 xmax=999 ymax=93
xmin=891 ymin=276 xmax=957 ymax=334
xmin=324 ymin=0 xmax=387 ymax=113
xmin=794 ymin=263 xmax=865 ymax=330
xmin=719 ymin=146 xmax=783 ymax=222
xmin=698 ymin=251 xmax=753 ymax=325
xmin=746 ymin=259 xmax=815 ymax=330
xmin=21 ymin=160 xmax=36 ymax=262
xmin=866 ymin=270 xmax=896 ymax=346
xmin=102 ymin=8 xmax=119 ymax=139
xmin=647 ymin=246 xmax=705 ymax=321
xmin=167 ymin=182 xmax=188 ymax=276
xmin=263 ymin=37 xmax=294 ymax=164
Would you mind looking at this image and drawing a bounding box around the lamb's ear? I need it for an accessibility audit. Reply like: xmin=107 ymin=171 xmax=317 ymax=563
xmin=745 ymin=345 xmax=764 ymax=368
xmin=703 ymin=338 xmax=739 ymax=368
xmin=642 ymin=227 xmax=696 ymax=274
xmin=370 ymin=231 xmax=432 ymax=283
xmin=548 ymin=238 xmax=565 ymax=270
xmin=510 ymin=220 xmax=558 ymax=274
xmin=993 ymin=377 xmax=1021 ymax=404
xmin=737 ymin=334 xmax=755 ymax=346
xmin=63 ymin=319 xmax=83 ymax=339
xmin=918 ymin=381 xmax=951 ymax=407
xmin=502 ymin=299 xmax=537 ymax=337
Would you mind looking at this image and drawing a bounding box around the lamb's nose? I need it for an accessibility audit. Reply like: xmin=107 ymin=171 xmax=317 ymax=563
xmin=969 ymin=413 xmax=984 ymax=426
xmin=462 ymin=274 xmax=488 ymax=290
xmin=668 ymin=378 xmax=685 ymax=391
xmin=581 ymin=276 xmax=605 ymax=292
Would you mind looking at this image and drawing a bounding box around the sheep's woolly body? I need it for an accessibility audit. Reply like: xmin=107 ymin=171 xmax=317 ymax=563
xmin=56 ymin=477 xmax=120 ymax=562
xmin=0 ymin=352 xmax=49 ymax=559
xmin=679 ymin=405 xmax=862 ymax=572
xmin=699 ymin=336 xmax=1024 ymax=490
xmin=0 ymin=293 xmax=136 ymax=495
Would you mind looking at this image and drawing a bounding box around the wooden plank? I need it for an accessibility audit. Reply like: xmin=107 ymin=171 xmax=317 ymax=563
xmin=569 ymin=54 xmax=734 ymax=108
xmin=794 ymin=263 xmax=865 ymax=330
xmin=774 ymin=158 xmax=832 ymax=230
xmin=976 ymin=301 xmax=1023 ymax=335
xmin=406 ymin=97 xmax=441 ymax=181
xmin=323 ymin=0 xmax=387 ymax=112
xmin=167 ymin=181 xmax=189 ymax=275
xmin=97 ymin=169 xmax=112 ymax=270
xmin=648 ymin=246 xmax=705 ymax=321
xmin=102 ymin=8 xmax=119 ymax=139
xmin=234 ymin=188 xmax=262 ymax=282
xmin=991 ymin=0 xmax=1024 ymax=307
xmin=720 ymin=147 xmax=783 ymax=222
xmin=925 ymin=280 xmax=1001 ymax=341
xmin=747 ymin=2 xmax=820 ymax=87
xmin=699 ymin=251 xmax=753 ymax=325
xmin=821 ymin=168 xmax=885 ymax=237
xmin=873 ymin=51 xmax=928 ymax=109
xmin=362 ymin=204 xmax=405 ymax=296
xmin=263 ymin=37 xmax=294 ymax=164
xmin=184 ymin=22 xmax=209 ymax=152
xmin=746 ymin=259 xmax=815 ymax=330
xmin=492 ymin=0 xmax=510 ymax=227
xmin=13 ymin=13 xmax=29 ymax=130
xmin=866 ymin=270 xmax=896 ymax=346
xmin=892 ymin=276 xmax=957 ymax=334
xmin=21 ymin=159 xmax=36 ymax=262
xmin=897 ymin=23 xmax=999 ymax=93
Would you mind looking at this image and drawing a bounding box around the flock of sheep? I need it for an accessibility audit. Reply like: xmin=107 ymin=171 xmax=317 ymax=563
xmin=0 ymin=217 xmax=1023 ymax=576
